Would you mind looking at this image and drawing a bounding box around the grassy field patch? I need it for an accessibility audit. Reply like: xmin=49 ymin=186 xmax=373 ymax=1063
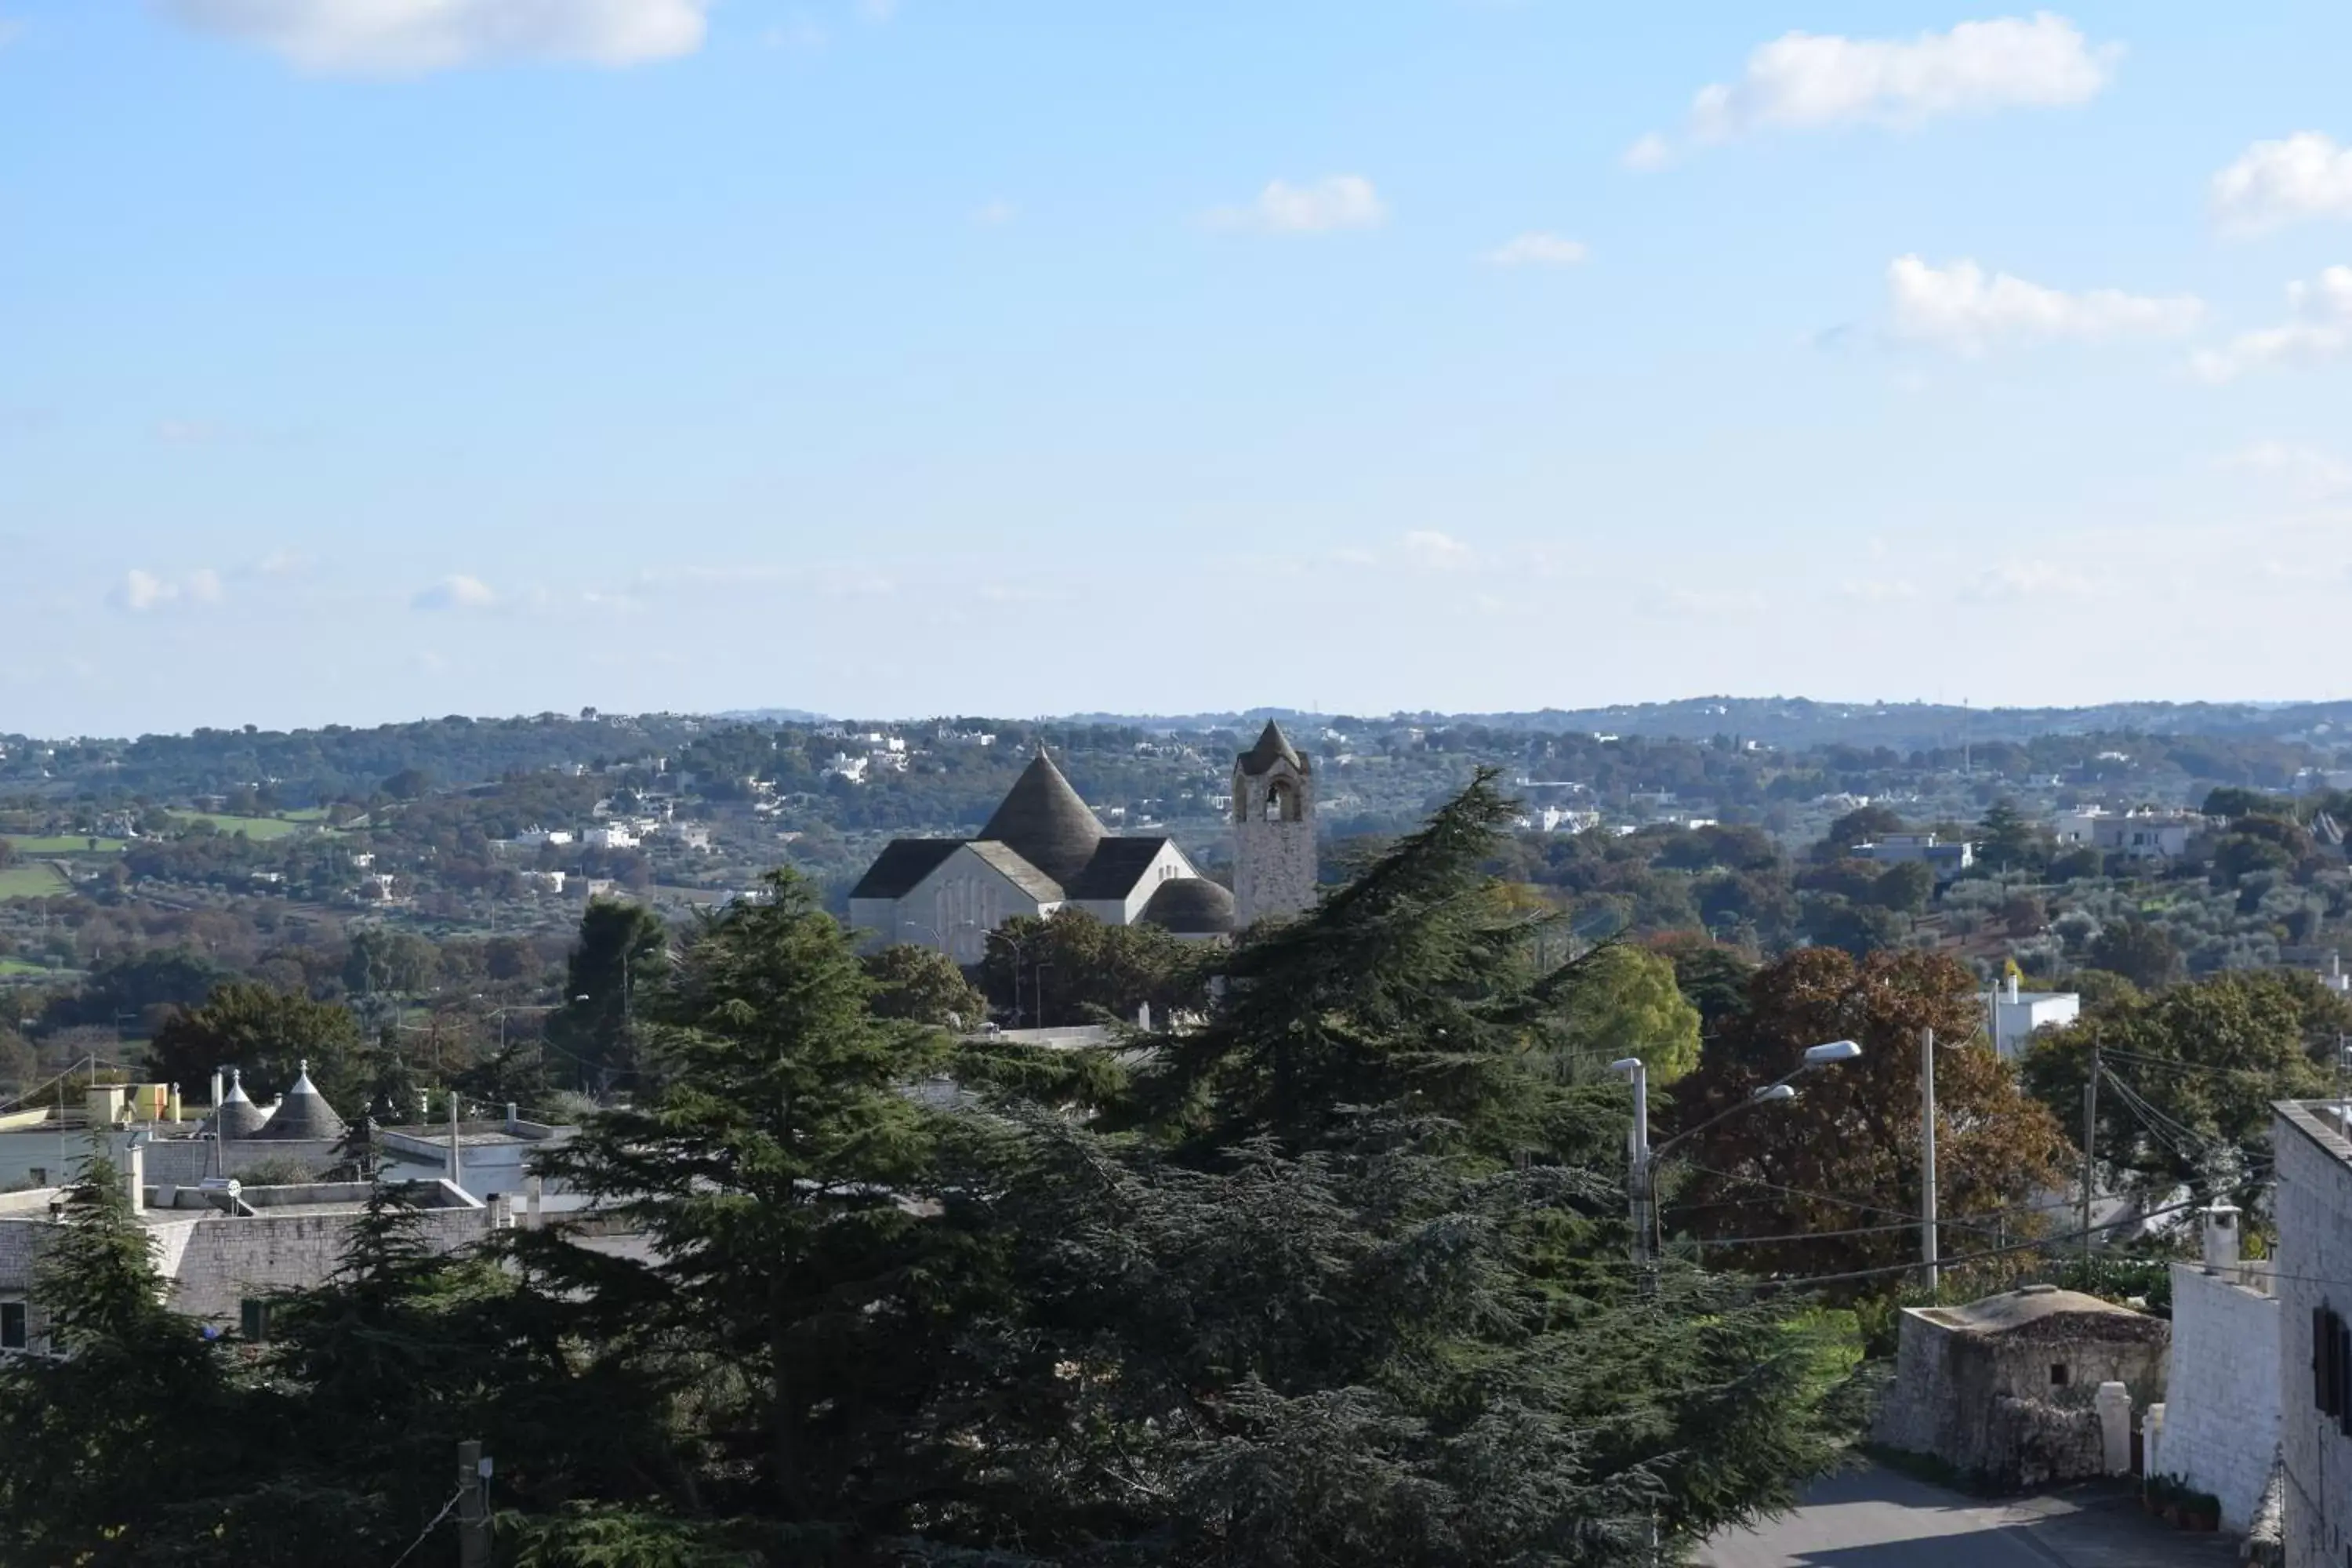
xmin=2 ymin=835 xmax=125 ymax=855
xmin=0 ymin=865 xmax=71 ymax=901
xmin=172 ymin=813 xmax=308 ymax=842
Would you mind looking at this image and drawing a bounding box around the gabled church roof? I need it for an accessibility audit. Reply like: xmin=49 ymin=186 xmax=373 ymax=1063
xmin=964 ymin=840 xmax=1066 ymax=902
xmin=1236 ymin=719 xmax=1309 ymax=777
xmin=849 ymin=837 xmax=967 ymax=902
xmin=1065 ymin=837 xmax=1174 ymax=900
xmin=977 ymin=750 xmax=1107 ymax=887
xmin=252 ymin=1060 xmax=347 ymax=1142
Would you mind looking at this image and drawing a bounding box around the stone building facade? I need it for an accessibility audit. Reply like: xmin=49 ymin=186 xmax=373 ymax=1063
xmin=1231 ymin=720 xmax=1317 ymax=928
xmin=1871 ymin=1284 xmax=2169 ymax=1492
xmin=2271 ymin=1100 xmax=2352 ymax=1566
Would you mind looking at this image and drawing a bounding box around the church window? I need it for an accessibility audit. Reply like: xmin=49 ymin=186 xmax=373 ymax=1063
xmin=1263 ymin=779 xmax=1301 ymax=822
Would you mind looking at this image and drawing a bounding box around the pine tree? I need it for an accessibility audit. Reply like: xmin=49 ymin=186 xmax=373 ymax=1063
xmin=1142 ymin=767 xmax=1589 ymax=1160
xmin=0 ymin=1157 xmax=237 ymax=1563
xmin=525 ymin=868 xmax=970 ymax=1542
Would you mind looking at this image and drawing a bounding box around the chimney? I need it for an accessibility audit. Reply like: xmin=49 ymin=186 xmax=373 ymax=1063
xmin=124 ymin=1138 xmax=146 ymax=1211
xmin=168 ymin=1083 xmax=182 ymax=1123
xmin=209 ymin=1069 xmax=223 ymax=1118
xmin=2202 ymin=1203 xmax=2241 ymax=1275
xmin=2006 ymin=974 xmax=2021 ymax=1004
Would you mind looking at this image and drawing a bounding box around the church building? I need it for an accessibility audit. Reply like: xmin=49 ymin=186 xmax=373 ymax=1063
xmin=848 ymin=720 xmax=1317 ymax=964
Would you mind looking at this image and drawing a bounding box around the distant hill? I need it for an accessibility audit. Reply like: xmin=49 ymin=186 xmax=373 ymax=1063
xmin=1056 ymin=698 xmax=2352 ymax=753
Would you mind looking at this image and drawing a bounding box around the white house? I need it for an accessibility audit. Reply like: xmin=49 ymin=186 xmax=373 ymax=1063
xmin=583 ymin=826 xmax=637 ymax=851
xmin=2056 ymin=808 xmax=2205 ymax=861
xmin=1854 ymin=833 xmax=1974 ymax=883
xmin=826 ymin=753 xmax=870 ymax=785
xmin=514 ymin=828 xmax=573 ymax=848
xmin=2144 ymin=1205 xmax=2279 ymax=1535
xmin=1987 ymin=975 xmax=2079 ymax=1058
xmin=2268 ymin=1100 xmax=2352 ymax=1564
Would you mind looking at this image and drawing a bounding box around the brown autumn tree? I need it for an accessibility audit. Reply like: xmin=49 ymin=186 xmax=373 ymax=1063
xmin=1665 ymin=947 xmax=2073 ymax=1290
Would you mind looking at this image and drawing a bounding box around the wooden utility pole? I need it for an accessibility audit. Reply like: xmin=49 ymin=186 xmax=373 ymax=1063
xmin=2081 ymin=1050 xmax=2100 ymax=1277
xmin=1920 ymin=1028 xmax=1938 ymax=1298
xmin=457 ymin=1440 xmax=490 ymax=1568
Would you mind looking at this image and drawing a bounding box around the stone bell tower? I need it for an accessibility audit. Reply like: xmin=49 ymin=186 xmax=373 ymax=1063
xmin=1232 ymin=719 xmax=1316 ymax=927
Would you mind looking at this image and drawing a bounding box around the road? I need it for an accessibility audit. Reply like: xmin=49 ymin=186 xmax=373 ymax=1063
xmin=1698 ymin=1462 xmax=2239 ymax=1568
xmin=1700 ymin=1465 xmax=2061 ymax=1567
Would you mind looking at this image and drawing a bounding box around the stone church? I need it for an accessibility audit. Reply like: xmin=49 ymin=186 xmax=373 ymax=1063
xmin=848 ymin=720 xmax=1316 ymax=964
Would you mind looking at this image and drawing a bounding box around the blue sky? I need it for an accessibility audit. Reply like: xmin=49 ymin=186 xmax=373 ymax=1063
xmin=4 ymin=2 xmax=2351 ymax=735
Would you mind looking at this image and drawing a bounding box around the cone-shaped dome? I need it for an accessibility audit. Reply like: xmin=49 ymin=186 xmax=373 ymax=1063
xmin=252 ymin=1060 xmax=347 ymax=1142
xmin=205 ymin=1068 xmax=270 ymax=1139
xmin=977 ymin=750 xmax=1106 ymax=888
xmin=1236 ymin=719 xmax=1308 ymax=776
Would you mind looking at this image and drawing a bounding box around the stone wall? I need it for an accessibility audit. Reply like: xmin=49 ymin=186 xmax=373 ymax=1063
xmin=2161 ymin=1260 xmax=2281 ymax=1533
xmin=165 ymin=1204 xmax=491 ymax=1323
xmin=2270 ymin=1103 xmax=2352 ymax=1568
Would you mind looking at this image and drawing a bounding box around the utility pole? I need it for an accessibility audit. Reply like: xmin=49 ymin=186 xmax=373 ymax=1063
xmin=456 ymin=1439 xmax=491 ymax=1567
xmin=1622 ymin=1058 xmax=1653 ymax=1277
xmin=1920 ymin=1027 xmax=1938 ymax=1298
xmin=2082 ymin=1049 xmax=2100 ymax=1278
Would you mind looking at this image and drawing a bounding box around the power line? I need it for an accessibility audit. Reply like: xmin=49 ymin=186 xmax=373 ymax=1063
xmin=385 ymin=1483 xmax=472 ymax=1568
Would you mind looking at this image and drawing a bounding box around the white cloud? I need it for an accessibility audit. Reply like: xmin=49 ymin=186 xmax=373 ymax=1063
xmin=1888 ymin=255 xmax=2202 ymax=354
xmin=2223 ymin=440 xmax=2352 ymax=498
xmin=0 ymin=18 xmax=20 ymax=49
xmin=1402 ymin=530 xmax=1473 ymax=569
xmin=1962 ymin=560 xmax=2087 ymax=601
xmin=1621 ymin=132 xmax=1672 ymax=172
xmin=2190 ymin=266 xmax=2352 ymax=383
xmin=1484 ymin=233 xmax=1588 ymax=267
xmin=2212 ymin=132 xmax=2352 ymax=234
xmin=256 ymin=547 xmax=310 ymax=576
xmin=1634 ymin=13 xmax=2117 ymax=165
xmin=973 ymin=198 xmax=1017 ymax=227
xmin=412 ymin=574 xmax=498 ymax=611
xmin=111 ymin=567 xmax=224 ymax=612
xmin=1207 ymin=176 xmax=1386 ymax=235
xmin=855 ymin=0 xmax=898 ymax=20
xmin=1838 ymin=579 xmax=1919 ymax=603
xmin=157 ymin=0 xmax=712 ymax=76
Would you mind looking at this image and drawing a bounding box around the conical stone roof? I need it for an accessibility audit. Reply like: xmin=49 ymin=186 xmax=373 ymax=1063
xmin=207 ymin=1068 xmax=270 ymax=1139
xmin=977 ymin=750 xmax=1106 ymax=888
xmin=252 ymin=1060 xmax=347 ymax=1142
xmin=1236 ymin=719 xmax=1308 ymax=776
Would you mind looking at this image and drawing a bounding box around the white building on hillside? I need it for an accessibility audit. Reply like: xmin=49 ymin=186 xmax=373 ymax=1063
xmin=2056 ymin=808 xmax=2206 ymax=862
xmin=1988 ymin=974 xmax=2079 ymax=1058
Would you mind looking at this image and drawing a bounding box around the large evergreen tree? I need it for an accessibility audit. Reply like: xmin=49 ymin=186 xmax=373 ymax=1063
xmin=522 ymin=869 xmax=969 ymax=1547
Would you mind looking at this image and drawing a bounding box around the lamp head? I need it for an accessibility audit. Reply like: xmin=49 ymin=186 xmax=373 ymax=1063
xmin=1608 ymin=1057 xmax=1645 ymax=1079
xmin=1750 ymin=1083 xmax=1797 ymax=1104
xmin=1802 ymin=1040 xmax=1863 ymax=1066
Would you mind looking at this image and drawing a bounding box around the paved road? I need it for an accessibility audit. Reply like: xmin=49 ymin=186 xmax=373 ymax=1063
xmin=1700 ymin=1466 xmax=2060 ymax=1567
xmin=1699 ymin=1463 xmax=2240 ymax=1568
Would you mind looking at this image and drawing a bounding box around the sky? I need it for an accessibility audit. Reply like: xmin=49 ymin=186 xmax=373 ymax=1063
xmin=5 ymin=2 xmax=2352 ymax=735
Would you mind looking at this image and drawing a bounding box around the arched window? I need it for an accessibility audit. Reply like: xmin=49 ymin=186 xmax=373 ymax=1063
xmin=1263 ymin=779 xmax=1300 ymax=822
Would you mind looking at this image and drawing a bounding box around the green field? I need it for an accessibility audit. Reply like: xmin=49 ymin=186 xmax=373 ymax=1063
xmin=0 ymin=958 xmax=53 ymax=976
xmin=2 ymin=834 xmax=125 ymax=855
xmin=280 ymin=807 xmax=332 ymax=823
xmin=0 ymin=864 xmax=71 ymax=901
xmin=172 ymin=812 xmax=309 ymax=841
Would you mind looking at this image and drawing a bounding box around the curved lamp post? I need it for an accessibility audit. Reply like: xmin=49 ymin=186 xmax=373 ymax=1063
xmin=1610 ymin=1039 xmax=1861 ymax=1273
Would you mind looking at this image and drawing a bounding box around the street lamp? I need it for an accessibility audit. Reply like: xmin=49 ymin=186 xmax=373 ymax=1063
xmin=1611 ymin=1039 xmax=1861 ymax=1273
